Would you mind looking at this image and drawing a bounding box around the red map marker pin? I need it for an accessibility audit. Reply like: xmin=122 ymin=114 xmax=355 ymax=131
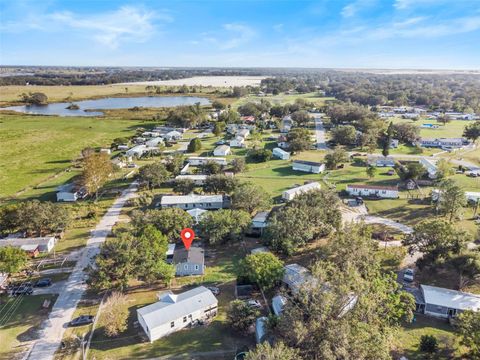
xmin=180 ymin=228 xmax=195 ymax=250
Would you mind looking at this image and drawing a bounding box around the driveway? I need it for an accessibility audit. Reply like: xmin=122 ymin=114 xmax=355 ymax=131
xmin=33 ymin=280 xmax=67 ymax=295
xmin=27 ymin=182 xmax=138 ymax=360
xmin=313 ymin=113 xmax=328 ymax=150
xmin=361 ymin=216 xmax=413 ymax=234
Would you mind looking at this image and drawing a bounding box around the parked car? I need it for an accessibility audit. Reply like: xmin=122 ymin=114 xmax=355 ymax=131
xmin=11 ymin=285 xmax=33 ymax=296
xmin=403 ymin=269 xmax=414 ymax=282
xmin=207 ymin=286 xmax=220 ymax=296
xmin=386 ymin=169 xmax=395 ymax=176
xmin=69 ymin=315 xmax=94 ymax=327
xmin=34 ymin=278 xmax=52 ymax=287
xmin=246 ymin=299 xmax=262 ymax=309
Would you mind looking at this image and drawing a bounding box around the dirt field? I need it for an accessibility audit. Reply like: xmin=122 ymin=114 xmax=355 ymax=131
xmin=115 ymin=76 xmax=267 ymax=87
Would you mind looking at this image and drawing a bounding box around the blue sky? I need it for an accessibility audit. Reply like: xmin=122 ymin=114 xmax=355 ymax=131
xmin=1 ymin=0 xmax=479 ymax=69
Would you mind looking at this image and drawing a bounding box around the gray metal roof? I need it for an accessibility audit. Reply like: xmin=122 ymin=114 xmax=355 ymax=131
xmin=173 ymin=247 xmax=204 ymax=265
xmin=421 ymin=284 xmax=480 ymax=311
xmin=137 ymin=286 xmax=217 ymax=330
xmin=161 ymin=194 xmax=223 ymax=205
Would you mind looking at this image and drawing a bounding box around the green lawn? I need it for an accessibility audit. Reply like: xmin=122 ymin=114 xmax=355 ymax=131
xmin=0 ymin=114 xmax=149 ymax=199
xmin=393 ymin=315 xmax=464 ymax=360
xmin=0 ymin=294 xmax=58 ymax=358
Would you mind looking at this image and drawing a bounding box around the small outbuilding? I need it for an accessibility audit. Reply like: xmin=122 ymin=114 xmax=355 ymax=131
xmin=213 ymin=145 xmax=231 ymax=156
xmin=272 ymin=147 xmax=290 ymax=160
xmin=292 ymin=160 xmax=325 ymax=174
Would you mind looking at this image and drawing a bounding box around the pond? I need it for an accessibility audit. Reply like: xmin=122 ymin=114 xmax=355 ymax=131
xmin=1 ymin=96 xmax=211 ymax=117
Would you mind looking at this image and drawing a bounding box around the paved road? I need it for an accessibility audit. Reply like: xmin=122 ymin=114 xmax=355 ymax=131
xmin=361 ymin=216 xmax=413 ymax=234
xmin=313 ymin=113 xmax=328 ymax=150
xmin=27 ymin=182 xmax=138 ymax=360
xmin=33 ymin=280 xmax=67 ymax=295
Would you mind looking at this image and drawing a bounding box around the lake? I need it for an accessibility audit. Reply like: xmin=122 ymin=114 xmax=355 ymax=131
xmin=1 ymin=96 xmax=211 ymax=116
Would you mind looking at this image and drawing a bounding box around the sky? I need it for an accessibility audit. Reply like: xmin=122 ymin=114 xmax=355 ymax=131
xmin=0 ymin=0 xmax=479 ymax=69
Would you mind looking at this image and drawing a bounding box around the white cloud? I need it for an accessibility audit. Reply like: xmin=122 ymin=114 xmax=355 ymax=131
xmin=1 ymin=5 xmax=169 ymax=49
xmin=394 ymin=0 xmax=470 ymax=10
xmin=341 ymin=0 xmax=376 ymax=18
xmin=221 ymin=23 xmax=255 ymax=49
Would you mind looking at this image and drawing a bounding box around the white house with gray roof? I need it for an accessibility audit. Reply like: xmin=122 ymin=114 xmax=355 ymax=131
xmin=160 ymin=194 xmax=224 ymax=210
xmin=137 ymin=286 xmax=218 ymax=342
xmin=173 ymin=247 xmax=205 ymax=276
xmin=282 ymin=182 xmax=321 ymax=201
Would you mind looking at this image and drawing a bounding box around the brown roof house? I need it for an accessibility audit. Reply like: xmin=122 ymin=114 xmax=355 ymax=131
xmin=173 ymin=247 xmax=205 ymax=276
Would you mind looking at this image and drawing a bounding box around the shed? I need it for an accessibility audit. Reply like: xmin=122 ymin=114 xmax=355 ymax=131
xmin=213 ymin=145 xmax=231 ymax=156
xmin=272 ymin=147 xmax=290 ymax=160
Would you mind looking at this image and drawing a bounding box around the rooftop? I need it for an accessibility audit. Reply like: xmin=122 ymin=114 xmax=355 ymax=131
xmin=172 ymin=247 xmax=205 ymax=264
xmin=283 ymin=182 xmax=321 ymax=196
xmin=347 ymin=184 xmax=398 ymax=191
xmin=161 ymin=194 xmax=223 ymax=205
xmin=421 ymin=284 xmax=480 ymax=311
xmin=137 ymin=286 xmax=217 ymax=330
xmin=293 ymin=160 xmax=323 ymax=166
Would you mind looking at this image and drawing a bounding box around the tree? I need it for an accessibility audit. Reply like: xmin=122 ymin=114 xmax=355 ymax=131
xmin=436 ymin=159 xmax=454 ymax=179
xmin=218 ymin=109 xmax=241 ymax=123
xmin=331 ymin=125 xmax=357 ymax=146
xmin=11 ymin=200 xmax=70 ymax=236
xmin=240 ymin=252 xmax=284 ymax=289
xmin=419 ymin=335 xmax=438 ymax=355
xmin=19 ymin=92 xmax=48 ymax=105
xmin=138 ymin=162 xmax=170 ymax=189
xmin=437 ymin=113 xmax=452 ymax=125
xmin=187 ymin=138 xmax=202 ymax=153
xmin=232 ymin=86 xmax=248 ymax=98
xmin=174 ymin=178 xmax=195 ymax=194
xmin=227 ymin=300 xmax=260 ymax=334
xmin=231 ymin=158 xmax=246 ymax=173
xmin=111 ymin=137 xmax=128 ymax=149
xmin=102 ymin=292 xmax=129 ymax=337
xmin=392 ymin=122 xmax=420 ymax=144
xmin=201 ymin=160 xmax=223 ymax=175
xmin=381 ymin=122 xmax=394 ymax=157
xmin=395 ymin=162 xmax=425 ymax=181
xmin=212 ymin=100 xmax=226 ymax=110
xmin=265 ymin=190 xmax=342 ymax=255
xmin=457 ymin=310 xmax=480 ymax=359
xmin=324 ymin=147 xmax=349 ymax=170
xmin=238 ymin=102 xmax=262 ymax=117
xmin=366 ymin=165 xmax=377 ymax=179
xmin=463 ymin=121 xmax=480 ymax=144
xmin=199 ymin=209 xmax=251 ymax=245
xmin=213 ymin=122 xmax=225 ymax=136
xmin=165 ymin=154 xmax=184 ymax=175
xmin=246 ymin=342 xmax=301 ymax=360
xmin=287 ymin=128 xmax=312 ymax=152
xmin=0 ymin=246 xmax=27 ymax=274
xmin=89 ymin=225 xmax=174 ymax=290
xmin=231 ymin=182 xmax=271 ymax=214
xmin=437 ymin=179 xmax=466 ymax=221
xmin=131 ymin=208 xmax=193 ymax=243
xmin=81 ymin=152 xmax=113 ymax=199
xmin=403 ymin=219 xmax=471 ymax=267
xmin=203 ymin=174 xmax=239 ymax=194
xmin=248 ymin=149 xmax=272 ymax=163
xmin=291 ymin=110 xmax=311 ymax=127
xmin=447 ymin=252 xmax=480 ymax=290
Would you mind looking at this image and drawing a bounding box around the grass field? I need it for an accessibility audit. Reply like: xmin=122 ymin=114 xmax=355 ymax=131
xmin=0 ymin=294 xmax=58 ymax=358
xmin=0 ymin=114 xmax=149 ymax=199
xmin=390 ymin=118 xmax=469 ymax=138
xmin=233 ymin=92 xmax=335 ymax=108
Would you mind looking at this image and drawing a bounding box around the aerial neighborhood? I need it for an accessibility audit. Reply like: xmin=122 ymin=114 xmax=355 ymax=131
xmin=1 ymin=68 xmax=480 ymax=360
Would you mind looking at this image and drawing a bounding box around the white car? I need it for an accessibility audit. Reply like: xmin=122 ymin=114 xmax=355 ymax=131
xmin=246 ymin=299 xmax=262 ymax=309
xmin=403 ymin=269 xmax=414 ymax=282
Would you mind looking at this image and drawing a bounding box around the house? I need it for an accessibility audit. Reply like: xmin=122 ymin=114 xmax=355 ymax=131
xmin=145 ymin=137 xmax=164 ymax=148
xmin=414 ymin=284 xmax=480 ymax=319
xmin=367 ymin=155 xmax=395 ymax=167
xmin=137 ymin=286 xmax=218 ymax=342
xmin=346 ymin=184 xmax=399 ymax=199
xmin=117 ymin=144 xmax=129 ymax=150
xmin=0 ymin=236 xmax=56 ymax=254
xmin=282 ymin=182 xmax=321 ymax=201
xmin=282 ymin=264 xmax=316 ymax=294
xmin=292 ymin=160 xmax=325 ymax=174
xmin=237 ymin=128 xmax=250 ymax=139
xmin=390 ymin=139 xmax=399 ymax=148
xmin=213 ymin=145 xmax=231 ymax=156
xmin=420 ymin=157 xmax=438 ymax=179
xmin=229 ymin=136 xmax=245 ymax=148
xmin=166 ymin=244 xmax=176 ymax=264
xmin=174 ymin=174 xmax=208 ymax=186
xmin=281 ymin=116 xmax=293 ymax=133
xmin=173 ymin=247 xmax=205 ymax=276
xmin=99 ymin=148 xmax=111 ymax=154
xmin=250 ymin=211 xmax=269 ymax=235
xmin=56 ymin=183 xmax=86 ymax=202
xmin=420 ymin=124 xmax=440 ymax=129
xmin=163 ymin=131 xmax=183 ymax=141
xmin=272 ymin=147 xmax=290 ymax=160
xmin=154 ymin=126 xmax=186 ymax=134
xmin=186 ymin=208 xmax=208 ymax=223
xmin=465 ymin=192 xmax=480 ymax=203
xmin=126 ymin=145 xmax=148 ymax=158
xmin=187 ymin=157 xmax=228 ymax=166
xmin=255 ymin=317 xmax=268 ymax=343
xmin=272 ymin=295 xmax=287 ymax=316
xmin=160 ymin=194 xmax=224 ymax=210
xmin=250 ymin=246 xmax=270 ymax=255
xmin=241 ymin=115 xmax=255 ymax=123
xmin=418 ymin=138 xmax=466 ymax=149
